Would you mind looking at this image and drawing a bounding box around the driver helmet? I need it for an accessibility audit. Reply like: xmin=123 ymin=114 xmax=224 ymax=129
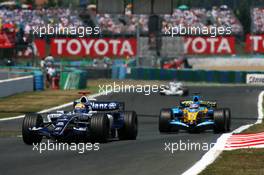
xmin=190 ymin=103 xmax=199 ymax=109
xmin=74 ymin=103 xmax=86 ymax=113
xmin=193 ymin=96 xmax=199 ymax=102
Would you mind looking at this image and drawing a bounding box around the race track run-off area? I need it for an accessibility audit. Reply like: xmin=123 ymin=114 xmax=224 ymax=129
xmin=0 ymin=86 xmax=262 ymax=175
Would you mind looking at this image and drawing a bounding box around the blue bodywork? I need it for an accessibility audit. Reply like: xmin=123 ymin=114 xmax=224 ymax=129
xmin=31 ymin=101 xmax=126 ymax=141
xmin=168 ymin=95 xmax=216 ymax=131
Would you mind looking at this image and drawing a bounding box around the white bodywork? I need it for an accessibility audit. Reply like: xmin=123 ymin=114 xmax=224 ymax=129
xmin=160 ymin=82 xmax=186 ymax=96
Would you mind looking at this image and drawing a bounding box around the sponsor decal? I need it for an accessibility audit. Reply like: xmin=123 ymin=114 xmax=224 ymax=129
xmin=33 ymin=36 xmax=238 ymax=57
xmin=50 ymin=38 xmax=137 ymax=57
xmin=90 ymin=102 xmax=109 ymax=109
xmin=184 ymin=36 xmax=235 ymax=54
xmin=246 ymin=74 xmax=264 ymax=84
xmin=245 ymin=34 xmax=264 ymax=53
xmin=108 ymin=103 xmax=117 ymax=109
xmin=90 ymin=102 xmax=118 ymax=110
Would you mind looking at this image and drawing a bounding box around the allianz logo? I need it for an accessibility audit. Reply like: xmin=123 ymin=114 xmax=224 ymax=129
xmin=90 ymin=102 xmax=117 ymax=109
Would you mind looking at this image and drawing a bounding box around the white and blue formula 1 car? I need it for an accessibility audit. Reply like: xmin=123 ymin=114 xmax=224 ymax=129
xmin=22 ymin=94 xmax=138 ymax=144
xmin=160 ymin=81 xmax=189 ymax=96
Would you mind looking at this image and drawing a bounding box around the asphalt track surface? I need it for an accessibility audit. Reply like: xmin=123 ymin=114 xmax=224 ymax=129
xmin=0 ymin=86 xmax=263 ymax=175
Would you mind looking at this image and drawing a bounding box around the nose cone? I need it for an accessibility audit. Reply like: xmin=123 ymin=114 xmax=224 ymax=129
xmin=187 ymin=112 xmax=198 ymax=123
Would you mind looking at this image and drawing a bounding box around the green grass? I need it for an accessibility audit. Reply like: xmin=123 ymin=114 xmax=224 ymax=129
xmin=240 ymin=123 xmax=264 ymax=134
xmin=200 ymin=96 xmax=264 ymax=175
xmin=200 ymin=149 xmax=264 ymax=175
xmin=239 ymin=96 xmax=264 ymax=134
xmin=0 ymin=131 xmax=21 ymax=137
xmin=0 ymin=86 xmax=98 ymax=119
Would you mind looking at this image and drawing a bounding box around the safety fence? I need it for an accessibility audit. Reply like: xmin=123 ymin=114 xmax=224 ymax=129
xmin=125 ymin=68 xmax=264 ymax=83
xmin=0 ymin=66 xmax=88 ymax=91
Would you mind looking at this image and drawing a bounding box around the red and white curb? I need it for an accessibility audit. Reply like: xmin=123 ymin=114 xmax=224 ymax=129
xmin=225 ymin=132 xmax=264 ymax=150
xmin=182 ymin=91 xmax=264 ymax=175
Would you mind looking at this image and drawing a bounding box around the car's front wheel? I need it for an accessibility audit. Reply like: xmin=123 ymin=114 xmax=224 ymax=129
xmin=213 ymin=109 xmax=227 ymax=133
xmin=182 ymin=88 xmax=189 ymax=96
xmin=90 ymin=113 xmax=110 ymax=143
xmin=22 ymin=114 xmax=43 ymax=145
xmin=224 ymin=108 xmax=231 ymax=131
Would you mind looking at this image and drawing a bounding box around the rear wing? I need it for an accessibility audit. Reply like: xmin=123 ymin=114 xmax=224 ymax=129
xmin=180 ymin=101 xmax=193 ymax=107
xmin=200 ymin=101 xmax=217 ymax=108
xmin=180 ymin=100 xmax=217 ymax=108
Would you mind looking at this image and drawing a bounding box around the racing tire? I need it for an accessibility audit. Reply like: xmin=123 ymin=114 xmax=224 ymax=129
xmin=213 ymin=109 xmax=227 ymax=133
xmin=160 ymin=91 xmax=165 ymax=96
xmin=22 ymin=114 xmax=43 ymax=145
xmin=224 ymin=108 xmax=231 ymax=131
xmin=159 ymin=109 xmax=175 ymax=133
xmin=182 ymin=88 xmax=189 ymax=96
xmin=90 ymin=113 xmax=110 ymax=143
xmin=118 ymin=111 xmax=138 ymax=140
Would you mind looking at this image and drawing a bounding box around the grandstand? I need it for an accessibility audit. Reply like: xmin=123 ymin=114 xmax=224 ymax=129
xmin=0 ymin=8 xmax=83 ymax=34
xmin=0 ymin=0 xmax=263 ymax=70
xmin=251 ymin=7 xmax=264 ymax=33
xmin=0 ymin=5 xmax=243 ymax=35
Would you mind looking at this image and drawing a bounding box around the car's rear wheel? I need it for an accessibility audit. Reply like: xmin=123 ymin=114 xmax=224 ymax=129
xmin=159 ymin=109 xmax=174 ymax=133
xmin=224 ymin=108 xmax=231 ymax=131
xmin=22 ymin=114 xmax=43 ymax=145
xmin=182 ymin=88 xmax=189 ymax=96
xmin=90 ymin=113 xmax=110 ymax=143
xmin=213 ymin=109 xmax=227 ymax=133
xmin=118 ymin=111 xmax=138 ymax=140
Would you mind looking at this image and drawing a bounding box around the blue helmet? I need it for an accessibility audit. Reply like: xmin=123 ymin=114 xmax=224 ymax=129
xmin=193 ymin=96 xmax=200 ymax=103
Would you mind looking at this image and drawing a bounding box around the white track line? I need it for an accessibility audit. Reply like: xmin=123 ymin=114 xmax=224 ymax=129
xmin=182 ymin=91 xmax=264 ymax=175
xmin=0 ymin=91 xmax=110 ymax=122
xmin=0 ymin=75 xmax=33 ymax=83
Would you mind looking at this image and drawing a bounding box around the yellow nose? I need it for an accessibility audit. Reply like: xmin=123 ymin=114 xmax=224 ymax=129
xmin=187 ymin=112 xmax=198 ymax=122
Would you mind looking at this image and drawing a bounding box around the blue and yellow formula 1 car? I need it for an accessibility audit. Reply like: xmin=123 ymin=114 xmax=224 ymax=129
xmin=22 ymin=94 xmax=138 ymax=145
xmin=159 ymin=95 xmax=231 ymax=133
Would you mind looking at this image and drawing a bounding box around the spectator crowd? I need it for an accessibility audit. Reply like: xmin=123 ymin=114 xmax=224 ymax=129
xmin=98 ymin=5 xmax=243 ymax=35
xmin=0 ymin=5 xmax=243 ymax=36
xmin=252 ymin=7 xmax=264 ymax=33
xmin=0 ymin=8 xmax=83 ymax=35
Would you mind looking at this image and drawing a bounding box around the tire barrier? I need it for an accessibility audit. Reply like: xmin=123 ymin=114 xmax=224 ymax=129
xmin=34 ymin=71 xmax=44 ymax=91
